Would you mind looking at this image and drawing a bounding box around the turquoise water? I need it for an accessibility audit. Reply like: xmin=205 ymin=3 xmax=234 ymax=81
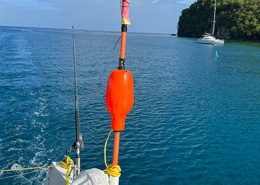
xmin=0 ymin=26 xmax=260 ymax=185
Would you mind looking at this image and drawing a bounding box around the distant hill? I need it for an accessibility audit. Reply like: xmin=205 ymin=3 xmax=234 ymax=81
xmin=177 ymin=0 xmax=260 ymax=40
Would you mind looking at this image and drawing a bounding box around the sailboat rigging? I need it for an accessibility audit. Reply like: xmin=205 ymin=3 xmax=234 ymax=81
xmin=196 ymin=0 xmax=224 ymax=45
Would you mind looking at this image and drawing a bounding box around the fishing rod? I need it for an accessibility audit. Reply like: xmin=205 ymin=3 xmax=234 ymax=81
xmin=105 ymin=0 xmax=134 ymax=184
xmin=71 ymin=26 xmax=83 ymax=177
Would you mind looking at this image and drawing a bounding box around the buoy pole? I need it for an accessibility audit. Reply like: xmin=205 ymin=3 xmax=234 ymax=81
xmin=109 ymin=131 xmax=121 ymax=185
xmin=106 ymin=1 xmax=133 ymax=185
xmin=118 ymin=27 xmax=127 ymax=69
xmin=112 ymin=0 xmax=130 ymax=168
xmin=112 ymin=132 xmax=120 ymax=166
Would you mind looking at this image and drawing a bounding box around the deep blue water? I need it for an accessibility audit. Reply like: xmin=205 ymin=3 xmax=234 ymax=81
xmin=0 ymin=26 xmax=260 ymax=185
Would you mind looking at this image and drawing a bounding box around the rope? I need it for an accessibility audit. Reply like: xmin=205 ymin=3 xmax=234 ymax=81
xmin=0 ymin=165 xmax=53 ymax=172
xmin=103 ymin=130 xmax=121 ymax=177
xmin=104 ymin=164 xmax=121 ymax=177
xmin=60 ymin=156 xmax=74 ymax=185
xmin=0 ymin=170 xmax=42 ymax=180
xmin=0 ymin=165 xmax=53 ymax=180
xmin=61 ymin=156 xmax=74 ymax=169
xmin=0 ymin=157 xmax=74 ymax=184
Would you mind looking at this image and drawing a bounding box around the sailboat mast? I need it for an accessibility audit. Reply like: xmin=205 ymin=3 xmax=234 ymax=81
xmin=212 ymin=0 xmax=216 ymax=35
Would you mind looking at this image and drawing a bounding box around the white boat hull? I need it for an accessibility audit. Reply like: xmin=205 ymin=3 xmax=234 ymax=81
xmin=196 ymin=38 xmax=215 ymax=45
xmin=215 ymin=39 xmax=224 ymax=45
xmin=196 ymin=35 xmax=224 ymax=45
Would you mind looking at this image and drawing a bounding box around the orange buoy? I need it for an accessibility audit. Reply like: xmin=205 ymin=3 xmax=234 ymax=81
xmin=106 ymin=69 xmax=134 ymax=131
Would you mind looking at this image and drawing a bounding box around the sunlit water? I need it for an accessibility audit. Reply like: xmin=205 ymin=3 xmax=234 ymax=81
xmin=0 ymin=26 xmax=260 ymax=185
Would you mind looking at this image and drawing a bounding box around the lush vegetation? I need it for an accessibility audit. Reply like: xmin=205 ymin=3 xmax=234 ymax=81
xmin=177 ymin=0 xmax=260 ymax=40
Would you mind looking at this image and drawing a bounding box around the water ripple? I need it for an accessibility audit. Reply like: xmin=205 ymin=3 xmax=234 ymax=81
xmin=0 ymin=28 xmax=260 ymax=184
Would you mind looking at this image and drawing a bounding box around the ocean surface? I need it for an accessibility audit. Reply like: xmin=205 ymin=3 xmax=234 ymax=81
xmin=0 ymin=26 xmax=260 ymax=185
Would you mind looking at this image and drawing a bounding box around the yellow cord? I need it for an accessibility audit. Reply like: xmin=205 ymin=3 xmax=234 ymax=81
xmin=104 ymin=164 xmax=121 ymax=177
xmin=104 ymin=130 xmax=113 ymax=168
xmin=103 ymin=130 xmax=121 ymax=177
xmin=61 ymin=156 xmax=74 ymax=185
xmin=0 ymin=165 xmax=54 ymax=180
xmin=0 ymin=156 xmax=74 ymax=184
xmin=0 ymin=170 xmax=42 ymax=180
xmin=0 ymin=165 xmax=53 ymax=172
xmin=65 ymin=165 xmax=71 ymax=185
xmin=61 ymin=156 xmax=74 ymax=169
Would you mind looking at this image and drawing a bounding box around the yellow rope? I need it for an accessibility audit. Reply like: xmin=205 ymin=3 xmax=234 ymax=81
xmin=103 ymin=130 xmax=121 ymax=177
xmin=104 ymin=164 xmax=121 ymax=177
xmin=60 ymin=156 xmax=74 ymax=185
xmin=61 ymin=156 xmax=74 ymax=169
xmin=0 ymin=157 xmax=74 ymax=184
xmin=0 ymin=165 xmax=53 ymax=172
xmin=104 ymin=130 xmax=113 ymax=168
xmin=65 ymin=165 xmax=71 ymax=185
xmin=0 ymin=165 xmax=54 ymax=180
xmin=0 ymin=170 xmax=41 ymax=180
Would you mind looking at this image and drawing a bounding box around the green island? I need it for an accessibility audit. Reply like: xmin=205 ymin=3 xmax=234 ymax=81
xmin=177 ymin=0 xmax=260 ymax=41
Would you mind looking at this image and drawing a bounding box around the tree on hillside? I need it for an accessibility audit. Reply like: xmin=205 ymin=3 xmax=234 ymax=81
xmin=177 ymin=0 xmax=260 ymax=40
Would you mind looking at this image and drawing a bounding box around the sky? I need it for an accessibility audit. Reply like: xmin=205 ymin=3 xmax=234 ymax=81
xmin=0 ymin=0 xmax=196 ymax=34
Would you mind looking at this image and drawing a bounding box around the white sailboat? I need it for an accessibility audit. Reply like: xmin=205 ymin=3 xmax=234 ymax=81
xmin=196 ymin=0 xmax=224 ymax=45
